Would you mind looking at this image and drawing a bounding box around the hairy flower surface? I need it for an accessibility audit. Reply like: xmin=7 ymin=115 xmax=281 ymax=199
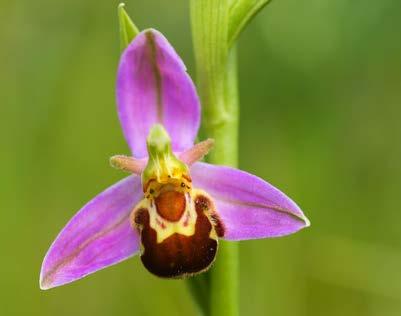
xmin=40 ymin=29 xmax=310 ymax=290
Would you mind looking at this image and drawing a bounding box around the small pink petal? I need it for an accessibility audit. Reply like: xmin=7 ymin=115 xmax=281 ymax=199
xmin=179 ymin=139 xmax=215 ymax=166
xmin=110 ymin=155 xmax=147 ymax=174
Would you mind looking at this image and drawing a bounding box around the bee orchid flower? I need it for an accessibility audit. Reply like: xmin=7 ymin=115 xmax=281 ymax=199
xmin=40 ymin=29 xmax=310 ymax=290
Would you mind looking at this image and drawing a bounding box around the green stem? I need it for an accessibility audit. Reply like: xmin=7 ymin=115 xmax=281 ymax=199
xmin=186 ymin=274 xmax=210 ymax=315
xmin=190 ymin=1 xmax=239 ymax=315
xmin=208 ymin=48 xmax=239 ymax=316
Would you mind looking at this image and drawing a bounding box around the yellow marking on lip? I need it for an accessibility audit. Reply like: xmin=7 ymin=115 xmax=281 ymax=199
xmin=133 ymin=191 xmax=198 ymax=244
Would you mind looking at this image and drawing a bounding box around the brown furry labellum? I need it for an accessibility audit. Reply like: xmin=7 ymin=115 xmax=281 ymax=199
xmin=131 ymin=189 xmax=224 ymax=278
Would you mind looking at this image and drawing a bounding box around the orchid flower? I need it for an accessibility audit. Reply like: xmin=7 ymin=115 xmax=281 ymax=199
xmin=40 ymin=29 xmax=310 ymax=290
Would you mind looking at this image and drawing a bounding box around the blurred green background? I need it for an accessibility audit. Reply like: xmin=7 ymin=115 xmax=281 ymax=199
xmin=2 ymin=0 xmax=401 ymax=315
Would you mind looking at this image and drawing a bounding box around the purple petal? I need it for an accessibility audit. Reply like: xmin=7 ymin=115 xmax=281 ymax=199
xmin=117 ymin=29 xmax=200 ymax=158
xmin=191 ymin=163 xmax=310 ymax=241
xmin=40 ymin=176 xmax=142 ymax=290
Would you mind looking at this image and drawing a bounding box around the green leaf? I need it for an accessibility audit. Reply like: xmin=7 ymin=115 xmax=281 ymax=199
xmin=228 ymin=0 xmax=272 ymax=47
xmin=118 ymin=3 xmax=140 ymax=50
xmin=190 ymin=0 xmax=231 ymax=128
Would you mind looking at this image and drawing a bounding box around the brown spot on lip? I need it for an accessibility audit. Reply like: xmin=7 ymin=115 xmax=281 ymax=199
xmin=143 ymin=178 xmax=156 ymax=193
xmin=155 ymin=190 xmax=186 ymax=222
xmin=133 ymin=208 xmax=148 ymax=228
xmin=195 ymin=195 xmax=225 ymax=237
xmin=211 ymin=213 xmax=225 ymax=237
xmin=195 ymin=195 xmax=211 ymax=211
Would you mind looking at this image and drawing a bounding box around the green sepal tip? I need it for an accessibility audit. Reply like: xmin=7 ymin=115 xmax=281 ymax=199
xmin=228 ymin=0 xmax=272 ymax=48
xmin=118 ymin=3 xmax=140 ymax=50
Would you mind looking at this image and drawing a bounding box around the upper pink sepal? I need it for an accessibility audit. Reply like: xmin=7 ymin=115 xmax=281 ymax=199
xmin=116 ymin=29 xmax=200 ymax=158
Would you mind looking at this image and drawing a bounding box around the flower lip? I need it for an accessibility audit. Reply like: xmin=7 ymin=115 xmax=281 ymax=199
xmin=132 ymin=190 xmax=221 ymax=278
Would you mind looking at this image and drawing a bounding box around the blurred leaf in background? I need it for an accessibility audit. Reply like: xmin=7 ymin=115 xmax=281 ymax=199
xmin=1 ymin=0 xmax=401 ymax=315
